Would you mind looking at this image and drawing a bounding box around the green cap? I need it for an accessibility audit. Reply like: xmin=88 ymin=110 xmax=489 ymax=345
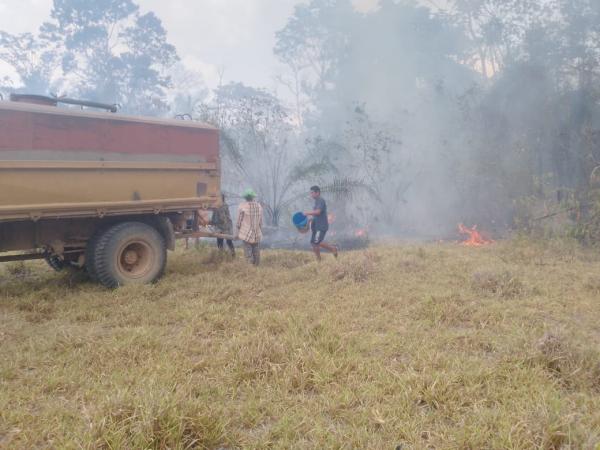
xmin=242 ymin=188 xmax=257 ymax=199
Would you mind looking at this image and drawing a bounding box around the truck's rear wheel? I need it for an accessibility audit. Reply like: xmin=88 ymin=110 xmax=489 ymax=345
xmin=93 ymin=222 xmax=166 ymax=288
xmin=85 ymin=232 xmax=103 ymax=281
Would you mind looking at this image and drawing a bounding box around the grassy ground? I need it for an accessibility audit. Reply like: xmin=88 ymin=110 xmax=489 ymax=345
xmin=1 ymin=239 xmax=600 ymax=449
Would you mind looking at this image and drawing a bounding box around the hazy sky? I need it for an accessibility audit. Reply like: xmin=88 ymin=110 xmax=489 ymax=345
xmin=0 ymin=0 xmax=379 ymax=92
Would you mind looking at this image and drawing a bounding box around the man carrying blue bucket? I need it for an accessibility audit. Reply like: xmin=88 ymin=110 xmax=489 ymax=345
xmin=304 ymin=185 xmax=338 ymax=261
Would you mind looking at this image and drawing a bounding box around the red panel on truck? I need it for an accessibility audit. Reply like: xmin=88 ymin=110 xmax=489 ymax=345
xmin=0 ymin=102 xmax=219 ymax=161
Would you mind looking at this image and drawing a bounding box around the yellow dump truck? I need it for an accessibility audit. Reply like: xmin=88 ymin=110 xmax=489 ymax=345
xmin=0 ymin=95 xmax=222 ymax=287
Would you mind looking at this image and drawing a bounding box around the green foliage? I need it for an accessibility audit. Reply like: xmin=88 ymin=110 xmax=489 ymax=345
xmin=319 ymin=177 xmax=373 ymax=201
xmin=274 ymin=0 xmax=600 ymax=237
xmin=196 ymin=82 xmax=308 ymax=226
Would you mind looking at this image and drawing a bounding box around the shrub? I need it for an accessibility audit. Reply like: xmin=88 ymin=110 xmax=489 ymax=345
xmin=535 ymin=333 xmax=600 ymax=391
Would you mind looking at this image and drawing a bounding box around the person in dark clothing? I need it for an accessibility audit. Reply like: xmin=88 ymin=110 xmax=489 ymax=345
xmin=304 ymin=185 xmax=338 ymax=261
xmin=210 ymin=194 xmax=235 ymax=256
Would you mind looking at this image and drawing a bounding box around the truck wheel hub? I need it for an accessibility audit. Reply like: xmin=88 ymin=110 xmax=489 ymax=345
xmin=118 ymin=241 xmax=153 ymax=277
xmin=123 ymin=249 xmax=139 ymax=265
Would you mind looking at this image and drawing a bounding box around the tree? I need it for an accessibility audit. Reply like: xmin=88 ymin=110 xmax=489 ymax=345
xmin=446 ymin=0 xmax=600 ymax=233
xmin=167 ymin=62 xmax=209 ymax=117
xmin=274 ymin=0 xmax=354 ymax=101
xmin=0 ymin=31 xmax=60 ymax=93
xmin=306 ymin=105 xmax=409 ymax=229
xmin=197 ymin=83 xmax=315 ymax=227
xmin=1 ymin=0 xmax=178 ymax=115
xmin=445 ymin=0 xmax=557 ymax=77
xmin=275 ymin=0 xmax=478 ymax=234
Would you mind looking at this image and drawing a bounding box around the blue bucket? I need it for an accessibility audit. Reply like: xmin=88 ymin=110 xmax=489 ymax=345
xmin=292 ymin=212 xmax=309 ymax=232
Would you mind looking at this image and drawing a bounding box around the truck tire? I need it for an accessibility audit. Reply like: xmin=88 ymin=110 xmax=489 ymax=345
xmin=93 ymin=222 xmax=166 ymax=288
xmin=85 ymin=231 xmax=103 ymax=282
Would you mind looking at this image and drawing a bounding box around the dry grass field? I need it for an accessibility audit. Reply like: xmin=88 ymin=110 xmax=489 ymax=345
xmin=1 ymin=239 xmax=600 ymax=449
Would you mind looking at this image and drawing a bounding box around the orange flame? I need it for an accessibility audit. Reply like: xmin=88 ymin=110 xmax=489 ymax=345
xmin=458 ymin=223 xmax=493 ymax=246
xmin=328 ymin=213 xmax=336 ymax=224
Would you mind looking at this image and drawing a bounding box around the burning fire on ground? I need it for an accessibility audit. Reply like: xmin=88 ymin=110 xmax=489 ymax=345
xmin=327 ymin=213 xmax=368 ymax=239
xmin=458 ymin=223 xmax=494 ymax=247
